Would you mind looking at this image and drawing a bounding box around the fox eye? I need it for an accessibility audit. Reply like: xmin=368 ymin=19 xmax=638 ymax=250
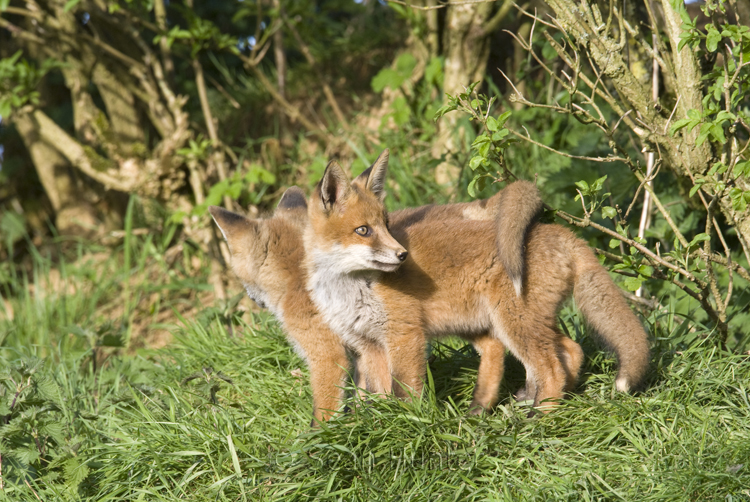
xmin=354 ymin=226 xmax=371 ymax=237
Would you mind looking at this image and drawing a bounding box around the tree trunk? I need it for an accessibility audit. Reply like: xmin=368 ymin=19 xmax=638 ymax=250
xmin=433 ymin=3 xmax=493 ymax=188
xmin=14 ymin=114 xmax=99 ymax=236
xmin=543 ymin=0 xmax=750 ymax=247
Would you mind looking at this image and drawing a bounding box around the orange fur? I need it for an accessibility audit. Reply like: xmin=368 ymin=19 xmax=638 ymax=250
xmin=211 ymin=157 xmax=543 ymax=421
xmin=305 ymin=155 xmax=651 ymax=413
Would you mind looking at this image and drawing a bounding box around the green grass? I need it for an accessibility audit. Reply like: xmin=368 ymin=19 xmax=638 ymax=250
xmin=2 ymin=236 xmax=750 ymax=501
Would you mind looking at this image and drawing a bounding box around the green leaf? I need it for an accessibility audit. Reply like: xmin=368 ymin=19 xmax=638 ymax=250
xmin=669 ymin=118 xmax=692 ymax=135
xmin=395 ymin=53 xmax=417 ymax=74
xmin=638 ymin=265 xmax=654 ymax=277
xmin=688 ymin=233 xmax=710 ymax=247
xmin=730 ymin=188 xmax=749 ymax=212
xmin=706 ymin=26 xmax=721 ymax=52
xmin=371 ymin=68 xmax=405 ymax=93
xmin=471 ymin=134 xmax=490 ymax=148
xmin=695 ymin=124 xmax=711 ymax=147
xmin=689 ymin=178 xmax=706 ymax=198
xmin=707 ymin=162 xmax=727 ymax=176
xmin=227 ymin=181 xmax=242 ymax=200
xmin=467 ymin=175 xmax=488 ymax=198
xmin=733 ymin=160 xmax=750 ymax=177
xmin=486 ymin=116 xmax=498 ymax=132
xmin=433 ymin=103 xmax=457 ymax=121
xmin=63 ymin=0 xmax=81 ymax=12
xmin=424 ymin=57 xmax=444 ymax=86
xmin=574 ymin=180 xmax=590 ymax=193
xmin=391 ymin=96 xmax=410 ymax=125
xmin=591 ymin=175 xmax=608 ymax=192
xmin=623 ymin=276 xmax=644 ymax=292
xmin=673 ymin=108 xmax=703 ymax=136
xmin=670 ymin=0 xmax=693 ymax=25
xmin=709 ymin=123 xmax=726 ymax=144
xmin=469 ymin=156 xmax=484 ymax=171
xmin=609 ymin=238 xmax=621 ymax=249
xmin=491 ymin=129 xmax=509 ymax=142
xmin=495 ymin=111 xmax=512 ymax=128
xmin=602 ymin=206 xmax=617 ymax=219
xmin=715 ymin=110 xmax=736 ymax=124
xmin=0 ymin=99 xmax=11 ymax=119
xmin=65 ymin=457 xmax=90 ymax=489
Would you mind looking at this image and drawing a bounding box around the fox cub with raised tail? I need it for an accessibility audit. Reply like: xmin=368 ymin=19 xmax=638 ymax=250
xmin=209 ymin=161 xmax=542 ymax=421
xmin=304 ymin=151 xmax=650 ymax=411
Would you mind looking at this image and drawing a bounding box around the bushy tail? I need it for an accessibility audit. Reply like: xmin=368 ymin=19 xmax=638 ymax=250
xmin=494 ymin=180 xmax=543 ymax=296
xmin=572 ymin=241 xmax=650 ymax=392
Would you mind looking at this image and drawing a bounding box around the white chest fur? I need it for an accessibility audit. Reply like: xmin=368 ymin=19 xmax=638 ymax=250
xmin=307 ymin=252 xmax=386 ymax=349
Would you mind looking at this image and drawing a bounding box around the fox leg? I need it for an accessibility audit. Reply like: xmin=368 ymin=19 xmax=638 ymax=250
xmin=494 ymin=319 xmax=569 ymax=413
xmin=515 ymin=335 xmax=583 ymax=401
xmin=355 ymin=340 xmax=392 ymax=397
xmin=468 ymin=333 xmax=505 ymax=414
xmin=303 ymin=339 xmax=350 ymax=425
xmin=558 ymin=336 xmax=584 ymax=392
xmin=385 ymin=324 xmax=428 ymax=400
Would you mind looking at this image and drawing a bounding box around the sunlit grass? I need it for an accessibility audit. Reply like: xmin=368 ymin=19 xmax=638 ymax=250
xmin=1 ymin=229 xmax=749 ymax=501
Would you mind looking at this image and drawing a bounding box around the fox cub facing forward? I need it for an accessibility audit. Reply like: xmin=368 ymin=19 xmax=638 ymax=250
xmin=304 ymin=152 xmax=650 ymax=411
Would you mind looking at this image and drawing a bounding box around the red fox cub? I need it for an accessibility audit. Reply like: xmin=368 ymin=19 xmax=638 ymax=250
xmin=210 ymin=158 xmax=543 ymax=421
xmin=210 ymin=188 xmax=350 ymax=424
xmin=304 ymin=150 xmax=650 ymax=411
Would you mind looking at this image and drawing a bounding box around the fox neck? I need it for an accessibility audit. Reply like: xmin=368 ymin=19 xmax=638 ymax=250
xmin=233 ymin=232 xmax=287 ymax=324
xmin=305 ymin=246 xmax=386 ymax=351
xmin=243 ymin=282 xmax=284 ymax=321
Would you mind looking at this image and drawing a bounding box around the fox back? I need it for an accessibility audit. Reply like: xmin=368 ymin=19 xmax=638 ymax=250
xmin=304 ymin=161 xmax=650 ymax=411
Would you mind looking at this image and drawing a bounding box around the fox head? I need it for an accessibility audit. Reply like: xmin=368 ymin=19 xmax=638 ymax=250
xmin=209 ymin=186 xmax=308 ymax=312
xmin=306 ymin=149 xmax=407 ymax=274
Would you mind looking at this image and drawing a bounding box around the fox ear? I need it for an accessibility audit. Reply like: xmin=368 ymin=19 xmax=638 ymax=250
xmin=319 ymin=161 xmax=350 ymax=211
xmin=353 ymin=148 xmax=389 ymax=201
xmin=276 ymin=186 xmax=307 ymax=213
xmin=209 ymin=206 xmax=258 ymax=251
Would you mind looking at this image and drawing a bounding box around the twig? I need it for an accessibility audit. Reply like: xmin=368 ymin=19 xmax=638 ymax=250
xmin=512 ymin=126 xmax=628 ymax=163
xmin=612 ymin=109 xmax=633 ymax=133
xmin=702 ymin=195 xmax=728 ymax=342
xmin=384 ymin=0 xmax=497 ymax=10
xmin=153 ymin=0 xmax=175 ymax=81
xmin=191 ymin=58 xmax=232 ymax=211
xmin=206 ymin=74 xmax=241 ymax=109
xmin=576 ymin=190 xmax=590 ymax=218
xmin=29 ymin=110 xmax=136 ymax=192
xmin=664 ymin=95 xmax=681 ymax=134
xmin=555 ymin=210 xmax=704 ymax=287
xmin=480 ymin=0 xmax=515 ymax=37
xmin=2 ymin=6 xmax=40 ymax=17
xmin=24 ymin=479 xmax=42 ymax=502
xmin=636 ymin=23 xmax=661 ymax=297
xmin=0 ymin=17 xmax=46 ymax=44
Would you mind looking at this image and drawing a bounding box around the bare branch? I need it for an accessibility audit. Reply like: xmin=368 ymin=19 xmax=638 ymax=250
xmin=510 ymin=126 xmax=629 ymax=163
xmin=29 ymin=110 xmax=137 ymax=192
xmin=555 ymin=209 xmax=704 ymax=288
xmin=384 ymin=0 xmax=497 ymax=10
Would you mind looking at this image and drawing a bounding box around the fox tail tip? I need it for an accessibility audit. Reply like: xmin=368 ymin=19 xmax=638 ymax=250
xmin=512 ymin=277 xmax=522 ymax=297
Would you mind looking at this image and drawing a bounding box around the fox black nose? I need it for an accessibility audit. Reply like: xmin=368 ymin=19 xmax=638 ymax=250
xmin=397 ymin=250 xmax=408 ymax=261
